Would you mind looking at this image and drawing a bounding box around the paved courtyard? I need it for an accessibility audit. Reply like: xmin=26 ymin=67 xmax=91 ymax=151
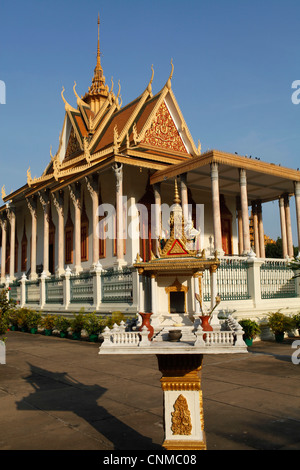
xmin=0 ymin=331 xmax=299 ymax=451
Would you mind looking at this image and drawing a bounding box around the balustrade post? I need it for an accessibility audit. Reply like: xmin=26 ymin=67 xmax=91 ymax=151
xmin=63 ymin=266 xmax=71 ymax=310
xmin=40 ymin=272 xmax=46 ymax=310
xmin=132 ymin=269 xmax=139 ymax=312
xmin=92 ymin=261 xmax=102 ymax=310
xmin=20 ymin=273 xmax=27 ymax=307
xmin=247 ymin=253 xmax=264 ymax=307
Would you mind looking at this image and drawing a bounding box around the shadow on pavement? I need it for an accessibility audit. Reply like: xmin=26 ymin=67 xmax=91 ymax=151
xmin=15 ymin=363 xmax=162 ymax=450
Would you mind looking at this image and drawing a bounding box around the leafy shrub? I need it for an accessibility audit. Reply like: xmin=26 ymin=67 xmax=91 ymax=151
xmin=238 ymin=319 xmax=261 ymax=340
xmin=84 ymin=312 xmax=104 ymax=335
xmin=41 ymin=314 xmax=57 ymax=330
xmin=104 ymin=311 xmax=126 ymax=329
xmin=267 ymin=312 xmax=294 ymax=335
xmin=0 ymin=287 xmax=16 ymax=338
xmin=71 ymin=312 xmax=86 ymax=333
xmin=26 ymin=310 xmax=42 ymax=329
xmin=292 ymin=313 xmax=300 ymax=330
xmin=54 ymin=316 xmax=71 ymax=333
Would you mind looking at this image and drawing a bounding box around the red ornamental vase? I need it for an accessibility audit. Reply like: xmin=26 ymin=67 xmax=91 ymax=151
xmin=139 ymin=312 xmax=154 ymax=340
xmin=200 ymin=315 xmax=213 ymax=340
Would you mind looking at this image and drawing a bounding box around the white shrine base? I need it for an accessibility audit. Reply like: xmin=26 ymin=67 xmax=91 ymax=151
xmin=0 ymin=340 xmax=6 ymax=364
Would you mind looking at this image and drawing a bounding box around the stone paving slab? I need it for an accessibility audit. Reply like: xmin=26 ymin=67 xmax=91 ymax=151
xmin=0 ymin=331 xmax=299 ymax=452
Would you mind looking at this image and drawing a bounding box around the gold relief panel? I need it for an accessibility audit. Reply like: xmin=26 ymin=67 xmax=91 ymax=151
xmin=171 ymin=394 xmax=192 ymax=436
xmin=142 ymin=102 xmax=188 ymax=154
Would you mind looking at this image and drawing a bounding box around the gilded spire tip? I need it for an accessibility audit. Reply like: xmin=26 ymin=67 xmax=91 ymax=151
xmin=174 ymin=177 xmax=181 ymax=204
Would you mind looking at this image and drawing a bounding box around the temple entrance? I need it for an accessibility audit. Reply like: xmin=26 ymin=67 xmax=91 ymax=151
xmin=170 ymin=291 xmax=185 ymax=313
xmin=220 ymin=195 xmax=233 ymax=255
xmin=165 ymin=279 xmax=189 ymax=314
xmin=221 ymin=218 xmax=232 ymax=255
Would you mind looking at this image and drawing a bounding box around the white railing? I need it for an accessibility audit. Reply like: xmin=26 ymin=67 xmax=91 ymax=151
xmin=260 ymin=259 xmax=297 ymax=299
xmin=101 ymin=322 xmax=150 ymax=347
xmin=203 ymin=256 xmax=250 ymax=301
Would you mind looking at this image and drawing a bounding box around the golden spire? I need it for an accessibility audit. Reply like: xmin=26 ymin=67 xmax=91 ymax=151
xmin=88 ymin=14 xmax=107 ymax=95
xmin=173 ymin=177 xmax=181 ymax=204
xmin=96 ymin=13 xmax=101 ymax=71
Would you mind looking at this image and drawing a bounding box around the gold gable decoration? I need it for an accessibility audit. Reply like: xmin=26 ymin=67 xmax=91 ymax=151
xmin=65 ymin=128 xmax=82 ymax=159
xmin=141 ymin=102 xmax=188 ymax=154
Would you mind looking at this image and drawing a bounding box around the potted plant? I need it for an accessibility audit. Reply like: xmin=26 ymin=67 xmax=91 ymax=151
xmin=54 ymin=315 xmax=71 ymax=338
xmin=17 ymin=308 xmax=30 ymax=332
xmin=105 ymin=311 xmax=126 ymax=329
xmin=41 ymin=314 xmax=57 ymax=336
xmin=267 ymin=311 xmax=294 ymax=343
xmin=84 ymin=312 xmax=103 ymax=342
xmin=27 ymin=310 xmax=42 ymax=334
xmin=0 ymin=309 xmax=9 ymax=342
xmin=292 ymin=313 xmax=300 ymax=336
xmin=71 ymin=311 xmax=86 ymax=340
xmin=238 ymin=319 xmax=261 ymax=346
xmin=8 ymin=309 xmax=19 ymax=331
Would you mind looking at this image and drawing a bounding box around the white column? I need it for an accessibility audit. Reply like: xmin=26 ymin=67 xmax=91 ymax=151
xmin=252 ymin=202 xmax=260 ymax=257
xmin=180 ymin=173 xmax=189 ymax=224
xmin=69 ymin=183 xmax=82 ymax=274
xmin=193 ymin=273 xmax=201 ymax=314
xmin=153 ymin=183 xmax=161 ymax=257
xmin=0 ymin=217 xmax=7 ymax=283
xmin=52 ymin=191 xmax=64 ymax=277
xmin=39 ymin=190 xmax=50 ymax=277
xmin=7 ymin=205 xmax=16 ymax=280
xmin=257 ymin=201 xmax=265 ymax=258
xmin=210 ymin=163 xmax=223 ymax=255
xmin=27 ymin=197 xmax=38 ymax=281
xmin=279 ymin=196 xmax=288 ymax=258
xmin=295 ymin=181 xmax=300 ymax=252
xmin=151 ymin=273 xmax=156 ymax=314
xmin=236 ymin=197 xmax=244 ymax=256
xmin=239 ymin=169 xmax=250 ymax=254
xmin=85 ymin=175 xmax=99 ymax=268
xmin=284 ymin=194 xmax=294 ymax=258
xmin=113 ymin=163 xmax=126 ymax=269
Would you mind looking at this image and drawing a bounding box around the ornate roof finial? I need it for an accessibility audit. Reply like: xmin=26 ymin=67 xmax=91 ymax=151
xmin=85 ymin=14 xmax=108 ymax=99
xmin=147 ymin=64 xmax=154 ymax=94
xmin=97 ymin=13 xmax=101 ymax=71
xmin=173 ymin=177 xmax=181 ymax=204
xmin=166 ymin=58 xmax=174 ymax=90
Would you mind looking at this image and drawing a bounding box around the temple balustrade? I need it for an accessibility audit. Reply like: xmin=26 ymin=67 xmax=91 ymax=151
xmin=1 ymin=254 xmax=299 ymax=320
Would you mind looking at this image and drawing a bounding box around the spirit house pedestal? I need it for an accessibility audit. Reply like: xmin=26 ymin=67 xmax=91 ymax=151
xmin=157 ymin=354 xmax=205 ymax=450
xmin=99 ymin=181 xmax=247 ymax=450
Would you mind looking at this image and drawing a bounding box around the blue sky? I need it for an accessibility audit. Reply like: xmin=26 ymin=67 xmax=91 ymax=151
xmin=0 ymin=0 xmax=300 ymax=244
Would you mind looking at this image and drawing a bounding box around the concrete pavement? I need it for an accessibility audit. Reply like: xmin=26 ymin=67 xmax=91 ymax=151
xmin=0 ymin=330 xmax=299 ymax=451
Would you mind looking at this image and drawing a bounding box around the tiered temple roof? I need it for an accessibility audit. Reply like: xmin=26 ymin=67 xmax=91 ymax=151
xmin=1 ymin=17 xmax=200 ymax=207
